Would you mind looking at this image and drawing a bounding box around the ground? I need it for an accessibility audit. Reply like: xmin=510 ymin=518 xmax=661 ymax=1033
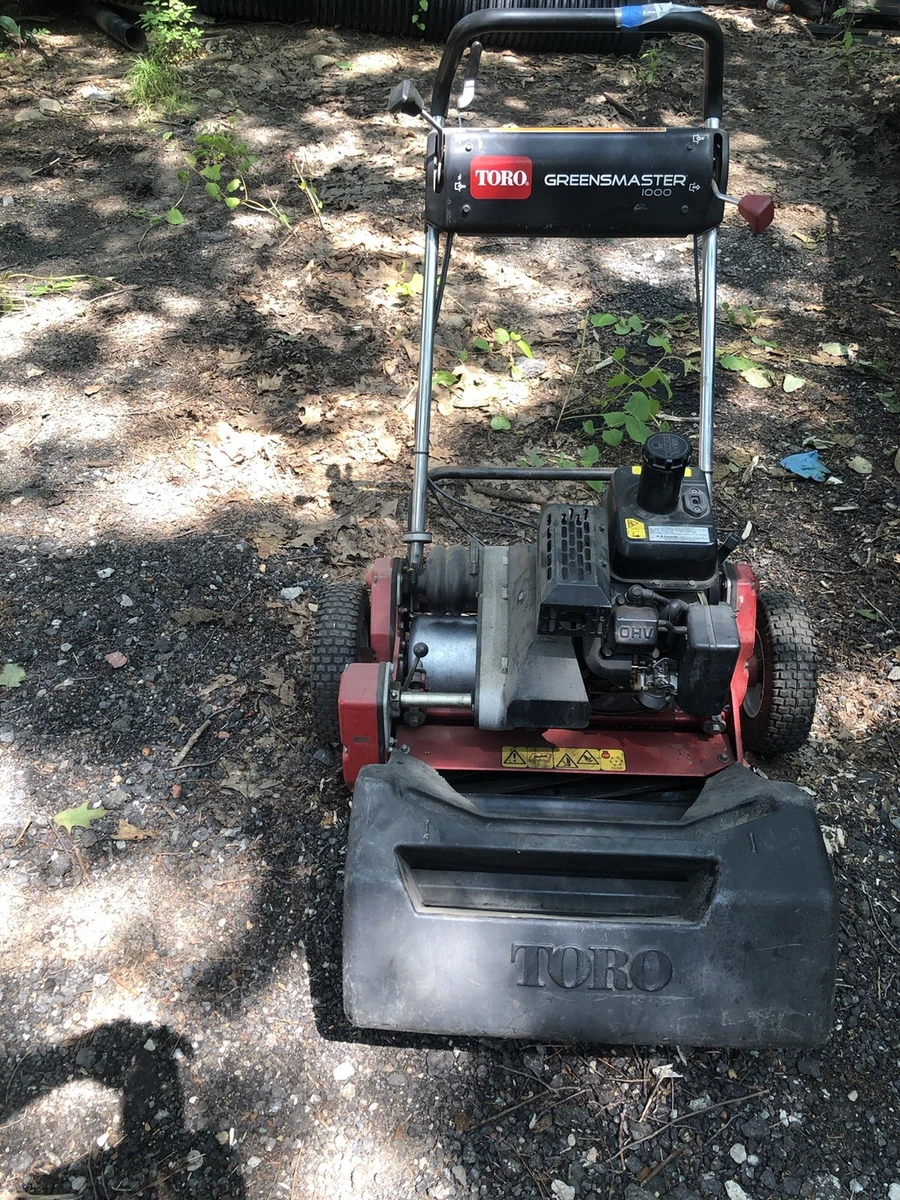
xmin=0 ymin=6 xmax=899 ymax=1200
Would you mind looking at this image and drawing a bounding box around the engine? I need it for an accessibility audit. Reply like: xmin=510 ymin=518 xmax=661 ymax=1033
xmin=412 ymin=433 xmax=742 ymax=729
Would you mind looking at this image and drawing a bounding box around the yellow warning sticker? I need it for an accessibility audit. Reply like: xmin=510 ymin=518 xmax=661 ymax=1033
xmin=625 ymin=518 xmax=647 ymax=540
xmin=501 ymin=746 xmax=627 ymax=772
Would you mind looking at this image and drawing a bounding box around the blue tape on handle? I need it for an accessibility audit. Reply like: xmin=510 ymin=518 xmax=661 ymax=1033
xmin=620 ymin=6 xmax=649 ymax=27
xmin=620 ymin=3 xmax=693 ymax=27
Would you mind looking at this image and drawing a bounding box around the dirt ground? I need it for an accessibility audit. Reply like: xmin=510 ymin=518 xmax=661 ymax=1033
xmin=0 ymin=6 xmax=899 ymax=1200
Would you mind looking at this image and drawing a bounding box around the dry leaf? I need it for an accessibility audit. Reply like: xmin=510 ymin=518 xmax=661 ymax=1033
xmin=218 ymin=348 xmax=251 ymax=372
xmin=260 ymin=664 xmax=296 ymax=706
xmin=116 ymin=819 xmax=155 ymax=841
xmin=252 ymin=523 xmax=289 ymax=560
xmin=198 ymin=673 xmax=238 ymax=696
xmin=219 ymin=759 xmax=278 ymax=799
xmin=257 ymin=374 xmax=284 ymax=393
xmin=173 ymin=607 xmax=227 ymax=627
xmin=377 ymin=434 xmax=401 ymax=462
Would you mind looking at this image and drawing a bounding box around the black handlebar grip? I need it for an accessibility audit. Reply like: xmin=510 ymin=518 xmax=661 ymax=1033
xmin=430 ymin=6 xmax=725 ymax=123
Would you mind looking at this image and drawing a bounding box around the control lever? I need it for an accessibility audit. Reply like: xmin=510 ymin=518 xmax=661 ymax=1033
xmin=388 ymin=79 xmax=442 ymax=134
xmin=712 ymin=182 xmax=775 ymax=234
xmin=403 ymin=641 xmax=429 ymax=690
xmin=388 ymin=79 xmax=445 ymax=186
xmin=457 ymin=41 xmax=483 ymax=110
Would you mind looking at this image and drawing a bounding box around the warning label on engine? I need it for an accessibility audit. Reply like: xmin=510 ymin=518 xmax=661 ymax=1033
xmin=501 ymin=746 xmax=627 ymax=771
xmin=648 ymin=525 xmax=712 ymax=544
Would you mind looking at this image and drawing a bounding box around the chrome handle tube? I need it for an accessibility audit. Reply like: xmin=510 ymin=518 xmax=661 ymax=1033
xmin=404 ymin=223 xmax=442 ymax=568
xmin=698 ymin=116 xmax=720 ymax=490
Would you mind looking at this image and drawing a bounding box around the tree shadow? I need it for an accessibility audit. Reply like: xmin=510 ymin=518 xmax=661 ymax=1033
xmin=0 ymin=1019 xmax=247 ymax=1198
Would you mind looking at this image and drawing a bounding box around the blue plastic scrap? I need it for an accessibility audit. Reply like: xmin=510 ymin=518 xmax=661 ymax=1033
xmin=779 ymin=450 xmax=832 ymax=482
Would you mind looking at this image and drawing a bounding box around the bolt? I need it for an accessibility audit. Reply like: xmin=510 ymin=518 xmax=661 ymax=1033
xmin=399 ymin=744 xmax=410 ymax=754
xmin=681 ymin=205 xmax=689 ymax=214
xmin=717 ymin=751 xmax=730 ymax=762
xmin=465 ymin=143 xmax=472 ymax=152
xmin=462 ymin=204 xmax=470 ymax=214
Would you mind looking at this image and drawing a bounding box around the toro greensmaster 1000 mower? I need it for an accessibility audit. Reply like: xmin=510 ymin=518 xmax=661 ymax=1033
xmin=312 ymin=5 xmax=838 ymax=1047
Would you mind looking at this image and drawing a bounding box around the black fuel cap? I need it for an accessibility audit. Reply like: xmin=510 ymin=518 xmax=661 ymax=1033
xmin=642 ymin=432 xmax=692 ymax=471
xmin=637 ymin=432 xmax=692 ymax=514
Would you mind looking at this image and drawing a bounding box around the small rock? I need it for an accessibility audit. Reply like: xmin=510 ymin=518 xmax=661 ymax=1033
xmin=119 ymin=594 xmax=134 ymax=607
xmin=312 ymin=54 xmax=337 ymax=69
xmin=811 ymin=1177 xmax=842 ymax=1200
xmin=14 ymin=108 xmax=44 ymax=123
xmin=550 ymin=1183 xmax=575 ymax=1200
xmin=333 ymin=1061 xmax=355 ymax=1082
xmin=730 ymin=1144 xmax=748 ymax=1165
xmin=2 ymin=195 xmax=13 ymax=207
xmin=280 ymin=586 xmax=304 ymax=601
xmin=96 ymin=567 xmax=115 ymax=579
xmin=725 ymin=1185 xmax=751 ymax=1200
xmin=340 ymin=1082 xmax=356 ymax=1100
xmin=387 ymin=1071 xmax=406 ymax=1087
xmin=144 ymin=1038 xmax=156 ymax=1051
xmin=69 ymin=1177 xmax=87 ymax=1193
xmin=50 ymin=853 xmax=72 ymax=877
xmin=797 ymin=1056 xmax=821 ymax=1079
xmin=39 ymin=97 xmax=63 ymax=114
xmin=10 ymin=1151 xmax=35 ymax=1172
xmin=247 ymin=1156 xmax=261 ymax=1169
xmin=75 ymin=1047 xmax=96 ymax=1069
xmin=887 ymin=1187 xmax=900 ymax=1200
xmin=515 ymin=355 xmax=547 ymax=378
xmin=451 ymin=1165 xmax=467 ymax=1186
xmin=625 ymin=1187 xmax=656 ymax=1200
xmin=0 ymin=726 xmax=15 ymax=744
xmin=206 ymin=88 xmax=224 ymax=99
xmin=313 ymin=745 xmax=336 ymax=766
xmin=84 ymin=87 xmax=115 ymax=101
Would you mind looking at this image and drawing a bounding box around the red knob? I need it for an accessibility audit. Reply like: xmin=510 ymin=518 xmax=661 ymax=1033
xmin=738 ymin=194 xmax=775 ymax=234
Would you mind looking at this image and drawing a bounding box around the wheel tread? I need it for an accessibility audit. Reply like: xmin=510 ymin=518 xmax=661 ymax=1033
xmin=310 ymin=583 xmax=368 ymax=744
xmin=742 ymin=588 xmax=817 ymax=758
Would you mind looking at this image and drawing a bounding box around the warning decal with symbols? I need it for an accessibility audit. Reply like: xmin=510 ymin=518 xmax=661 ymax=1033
xmin=501 ymin=746 xmax=627 ymax=772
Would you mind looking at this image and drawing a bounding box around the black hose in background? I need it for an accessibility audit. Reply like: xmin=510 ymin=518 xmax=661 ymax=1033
xmin=193 ymin=0 xmax=644 ymax=54
xmin=81 ymin=1 xmax=148 ymax=49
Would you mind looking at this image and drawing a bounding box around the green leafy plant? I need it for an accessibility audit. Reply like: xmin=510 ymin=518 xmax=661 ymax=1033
xmin=721 ymin=301 xmax=775 ymax=330
xmin=631 ymin=43 xmax=676 ymax=88
xmin=185 ymin=128 xmax=256 ymax=213
xmin=139 ymin=0 xmax=201 ymax=63
xmin=386 ymin=268 xmax=423 ymax=300
xmin=562 ymin=312 xmax=680 ymax=449
xmin=0 ymin=13 xmax=21 ymax=43
xmin=1 ymin=273 xmax=86 ymax=314
xmin=127 ymin=0 xmax=202 ymax=110
xmin=412 ymin=0 xmax=428 ymax=32
xmin=472 ymin=326 xmax=534 ymax=378
xmin=830 ymin=6 xmax=870 ymax=77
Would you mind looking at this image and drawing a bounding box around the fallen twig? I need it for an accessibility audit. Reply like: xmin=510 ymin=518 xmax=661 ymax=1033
xmin=171 ymin=718 xmax=212 ymax=768
xmin=604 ymin=1088 xmax=769 ymax=1164
xmin=471 ymin=1085 xmax=586 ymax=1131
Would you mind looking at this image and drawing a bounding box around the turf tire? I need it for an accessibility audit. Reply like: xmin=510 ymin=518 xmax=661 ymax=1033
xmin=742 ymin=588 xmax=817 ymax=758
xmin=310 ymin=583 xmax=369 ymax=744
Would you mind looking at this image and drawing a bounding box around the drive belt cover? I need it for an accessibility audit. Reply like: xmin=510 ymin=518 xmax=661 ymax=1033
xmin=426 ymin=127 xmax=727 ymax=238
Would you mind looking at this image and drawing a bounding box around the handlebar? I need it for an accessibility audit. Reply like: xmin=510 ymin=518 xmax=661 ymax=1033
xmin=430 ymin=5 xmax=725 ymax=123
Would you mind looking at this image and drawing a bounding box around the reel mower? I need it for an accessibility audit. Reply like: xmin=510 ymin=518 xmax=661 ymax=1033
xmin=312 ymin=5 xmax=838 ymax=1047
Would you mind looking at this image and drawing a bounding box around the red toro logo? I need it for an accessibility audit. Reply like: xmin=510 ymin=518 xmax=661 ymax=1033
xmin=470 ymin=155 xmax=533 ymax=200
